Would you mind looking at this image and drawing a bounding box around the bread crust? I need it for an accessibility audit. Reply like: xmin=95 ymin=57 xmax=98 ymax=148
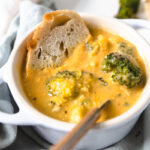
xmin=26 ymin=10 xmax=90 ymax=71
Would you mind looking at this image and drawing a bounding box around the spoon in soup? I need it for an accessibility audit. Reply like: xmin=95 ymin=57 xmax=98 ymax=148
xmin=50 ymin=100 xmax=111 ymax=150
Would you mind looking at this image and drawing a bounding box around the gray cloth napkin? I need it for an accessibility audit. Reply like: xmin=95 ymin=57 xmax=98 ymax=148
xmin=0 ymin=1 xmax=52 ymax=149
xmin=0 ymin=1 xmax=150 ymax=150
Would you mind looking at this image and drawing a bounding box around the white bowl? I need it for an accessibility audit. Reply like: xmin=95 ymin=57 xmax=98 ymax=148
xmin=0 ymin=14 xmax=150 ymax=150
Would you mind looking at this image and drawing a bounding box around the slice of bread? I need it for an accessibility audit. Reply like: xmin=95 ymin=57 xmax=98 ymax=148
xmin=26 ymin=10 xmax=90 ymax=70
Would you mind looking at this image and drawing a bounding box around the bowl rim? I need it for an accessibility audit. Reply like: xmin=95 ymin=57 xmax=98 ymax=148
xmin=5 ymin=13 xmax=150 ymax=131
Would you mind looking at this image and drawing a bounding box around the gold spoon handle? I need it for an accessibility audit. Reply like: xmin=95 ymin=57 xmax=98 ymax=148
xmin=50 ymin=100 xmax=111 ymax=150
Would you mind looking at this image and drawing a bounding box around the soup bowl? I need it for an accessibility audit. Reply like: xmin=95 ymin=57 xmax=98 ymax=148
xmin=0 ymin=14 xmax=150 ymax=150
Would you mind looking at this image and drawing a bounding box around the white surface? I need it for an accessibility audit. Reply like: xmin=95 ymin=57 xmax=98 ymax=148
xmin=0 ymin=0 xmax=148 ymax=42
xmin=137 ymin=28 xmax=150 ymax=44
xmin=34 ymin=116 xmax=139 ymax=150
xmin=0 ymin=0 xmax=20 ymax=42
xmin=0 ymin=14 xmax=150 ymax=149
xmin=54 ymin=0 xmax=119 ymax=16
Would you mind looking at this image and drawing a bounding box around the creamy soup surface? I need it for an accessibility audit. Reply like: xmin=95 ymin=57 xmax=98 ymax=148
xmin=20 ymin=27 xmax=145 ymax=123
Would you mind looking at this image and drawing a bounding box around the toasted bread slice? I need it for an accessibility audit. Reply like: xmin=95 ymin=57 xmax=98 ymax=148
xmin=26 ymin=10 xmax=90 ymax=71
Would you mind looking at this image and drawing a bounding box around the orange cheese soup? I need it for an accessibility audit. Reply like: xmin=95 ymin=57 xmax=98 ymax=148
xmin=20 ymin=28 xmax=145 ymax=123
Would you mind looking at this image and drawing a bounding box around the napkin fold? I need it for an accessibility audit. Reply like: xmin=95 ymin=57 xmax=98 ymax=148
xmin=0 ymin=1 xmax=52 ymax=149
xmin=0 ymin=1 xmax=150 ymax=150
xmin=0 ymin=84 xmax=17 ymax=149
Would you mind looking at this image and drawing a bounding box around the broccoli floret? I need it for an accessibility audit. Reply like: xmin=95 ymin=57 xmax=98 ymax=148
xmin=47 ymin=71 xmax=79 ymax=99
xmin=116 ymin=0 xmax=140 ymax=19
xmin=118 ymin=42 xmax=135 ymax=57
xmin=120 ymin=0 xmax=140 ymax=13
xmin=102 ymin=53 xmax=120 ymax=72
xmin=102 ymin=53 xmax=142 ymax=88
xmin=116 ymin=7 xmax=135 ymax=19
xmin=47 ymin=71 xmax=95 ymax=99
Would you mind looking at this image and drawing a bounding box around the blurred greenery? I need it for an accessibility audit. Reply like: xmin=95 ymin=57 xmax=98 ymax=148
xmin=116 ymin=0 xmax=140 ymax=19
